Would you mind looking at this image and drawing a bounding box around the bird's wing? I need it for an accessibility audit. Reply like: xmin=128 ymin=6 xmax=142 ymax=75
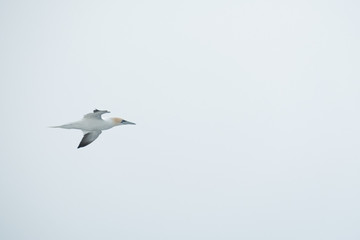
xmin=78 ymin=131 xmax=102 ymax=148
xmin=83 ymin=109 xmax=110 ymax=119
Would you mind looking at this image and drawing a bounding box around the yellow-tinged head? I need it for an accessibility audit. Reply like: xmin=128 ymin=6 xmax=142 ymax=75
xmin=111 ymin=117 xmax=136 ymax=126
xmin=111 ymin=117 xmax=123 ymax=125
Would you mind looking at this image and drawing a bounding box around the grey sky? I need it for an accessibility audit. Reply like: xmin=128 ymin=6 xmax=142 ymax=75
xmin=1 ymin=0 xmax=359 ymax=239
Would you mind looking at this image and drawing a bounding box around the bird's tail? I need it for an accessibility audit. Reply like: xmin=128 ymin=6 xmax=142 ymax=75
xmin=49 ymin=123 xmax=78 ymax=129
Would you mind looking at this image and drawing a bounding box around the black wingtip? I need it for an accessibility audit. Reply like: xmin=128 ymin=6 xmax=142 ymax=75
xmin=77 ymin=132 xmax=100 ymax=149
xmin=78 ymin=139 xmax=88 ymax=148
xmin=93 ymin=109 xmax=100 ymax=113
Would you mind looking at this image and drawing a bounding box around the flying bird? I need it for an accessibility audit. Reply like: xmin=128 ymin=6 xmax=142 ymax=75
xmin=51 ymin=109 xmax=135 ymax=148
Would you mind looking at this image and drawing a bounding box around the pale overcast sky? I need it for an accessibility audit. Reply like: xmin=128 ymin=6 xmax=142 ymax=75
xmin=1 ymin=0 xmax=359 ymax=239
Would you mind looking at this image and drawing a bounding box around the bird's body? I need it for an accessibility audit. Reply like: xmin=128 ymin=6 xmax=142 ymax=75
xmin=52 ymin=109 xmax=135 ymax=148
xmin=57 ymin=118 xmax=115 ymax=131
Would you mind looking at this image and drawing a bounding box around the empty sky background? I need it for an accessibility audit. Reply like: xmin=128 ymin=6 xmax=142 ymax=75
xmin=1 ymin=0 xmax=359 ymax=239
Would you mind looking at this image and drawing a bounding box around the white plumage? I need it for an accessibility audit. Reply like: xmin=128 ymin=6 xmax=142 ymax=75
xmin=51 ymin=109 xmax=135 ymax=148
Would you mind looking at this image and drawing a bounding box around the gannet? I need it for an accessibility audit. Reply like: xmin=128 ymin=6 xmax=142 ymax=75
xmin=51 ymin=109 xmax=135 ymax=148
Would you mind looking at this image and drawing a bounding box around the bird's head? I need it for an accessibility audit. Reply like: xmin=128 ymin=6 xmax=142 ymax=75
xmin=111 ymin=117 xmax=136 ymax=126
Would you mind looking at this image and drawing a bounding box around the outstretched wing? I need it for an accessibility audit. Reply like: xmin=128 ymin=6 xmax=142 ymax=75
xmin=83 ymin=109 xmax=110 ymax=119
xmin=78 ymin=131 xmax=102 ymax=148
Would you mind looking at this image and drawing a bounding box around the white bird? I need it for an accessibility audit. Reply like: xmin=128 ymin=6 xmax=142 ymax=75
xmin=51 ymin=109 xmax=135 ymax=148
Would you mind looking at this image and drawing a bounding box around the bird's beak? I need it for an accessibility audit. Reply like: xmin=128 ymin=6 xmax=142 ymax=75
xmin=121 ymin=120 xmax=136 ymax=125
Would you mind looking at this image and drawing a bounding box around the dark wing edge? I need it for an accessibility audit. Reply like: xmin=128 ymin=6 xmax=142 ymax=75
xmin=83 ymin=110 xmax=110 ymax=119
xmin=77 ymin=131 xmax=102 ymax=148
